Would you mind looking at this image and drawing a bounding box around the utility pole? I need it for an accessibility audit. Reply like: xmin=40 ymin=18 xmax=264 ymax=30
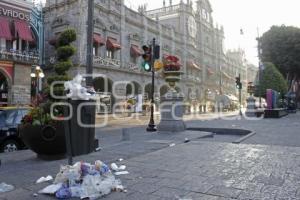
xmin=146 ymin=38 xmax=157 ymax=132
xmin=239 ymin=73 xmax=242 ymax=116
xmin=86 ymin=0 xmax=94 ymax=86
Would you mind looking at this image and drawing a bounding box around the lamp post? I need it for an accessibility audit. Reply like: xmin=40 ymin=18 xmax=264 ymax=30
xmin=31 ymin=65 xmax=44 ymax=101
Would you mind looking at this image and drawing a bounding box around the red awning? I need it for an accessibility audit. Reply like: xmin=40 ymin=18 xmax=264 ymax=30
xmin=14 ymin=20 xmax=34 ymax=42
xmin=106 ymin=37 xmax=121 ymax=50
xmin=188 ymin=60 xmax=201 ymax=70
xmin=93 ymin=34 xmax=105 ymax=45
xmin=0 ymin=18 xmax=12 ymax=40
xmin=130 ymin=45 xmax=143 ymax=57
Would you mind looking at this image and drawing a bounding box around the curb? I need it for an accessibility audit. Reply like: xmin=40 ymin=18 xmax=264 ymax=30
xmin=232 ymin=131 xmax=256 ymax=144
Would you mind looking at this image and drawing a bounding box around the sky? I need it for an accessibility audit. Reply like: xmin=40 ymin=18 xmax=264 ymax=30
xmin=125 ymin=0 xmax=300 ymax=66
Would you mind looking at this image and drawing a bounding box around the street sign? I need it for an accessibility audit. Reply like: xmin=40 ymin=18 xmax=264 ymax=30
xmin=154 ymin=60 xmax=163 ymax=71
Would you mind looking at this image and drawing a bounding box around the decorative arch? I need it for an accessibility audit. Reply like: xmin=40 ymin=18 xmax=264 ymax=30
xmin=126 ymin=81 xmax=142 ymax=96
xmin=0 ymin=68 xmax=12 ymax=105
xmin=93 ymin=76 xmax=114 ymax=93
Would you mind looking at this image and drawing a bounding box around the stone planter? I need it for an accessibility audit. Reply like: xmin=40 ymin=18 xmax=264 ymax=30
xmin=163 ymin=70 xmax=183 ymax=91
xmin=158 ymin=70 xmax=186 ymax=132
xmin=19 ymin=122 xmax=66 ymax=159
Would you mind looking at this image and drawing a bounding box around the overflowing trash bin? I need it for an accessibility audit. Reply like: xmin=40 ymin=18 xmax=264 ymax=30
xmin=64 ymin=75 xmax=98 ymax=157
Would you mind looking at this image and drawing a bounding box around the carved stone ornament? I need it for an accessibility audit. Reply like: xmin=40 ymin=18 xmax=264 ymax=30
xmin=128 ymin=33 xmax=141 ymax=41
xmin=51 ymin=16 xmax=70 ymax=28
xmin=94 ymin=17 xmax=107 ymax=30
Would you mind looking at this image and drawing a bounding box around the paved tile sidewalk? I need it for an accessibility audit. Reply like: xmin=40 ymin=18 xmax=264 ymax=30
xmin=2 ymin=141 xmax=300 ymax=199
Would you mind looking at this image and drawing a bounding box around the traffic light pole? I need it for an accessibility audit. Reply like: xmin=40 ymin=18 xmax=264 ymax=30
xmin=238 ymin=73 xmax=242 ymax=116
xmin=147 ymin=38 xmax=157 ymax=132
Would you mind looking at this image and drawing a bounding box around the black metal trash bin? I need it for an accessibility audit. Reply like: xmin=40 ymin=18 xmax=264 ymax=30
xmin=64 ymin=99 xmax=97 ymax=156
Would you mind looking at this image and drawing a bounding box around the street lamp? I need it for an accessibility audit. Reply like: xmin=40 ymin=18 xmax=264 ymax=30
xmin=31 ymin=65 xmax=44 ymax=101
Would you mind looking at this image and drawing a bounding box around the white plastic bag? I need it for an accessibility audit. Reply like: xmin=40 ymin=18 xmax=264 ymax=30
xmin=0 ymin=182 xmax=14 ymax=193
xmin=36 ymin=175 xmax=53 ymax=184
xmin=38 ymin=183 xmax=63 ymax=194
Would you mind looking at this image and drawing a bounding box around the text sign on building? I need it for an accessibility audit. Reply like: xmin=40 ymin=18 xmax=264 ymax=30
xmin=0 ymin=5 xmax=30 ymax=21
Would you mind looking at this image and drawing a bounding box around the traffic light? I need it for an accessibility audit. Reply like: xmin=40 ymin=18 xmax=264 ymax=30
xmin=141 ymin=45 xmax=152 ymax=72
xmin=235 ymin=76 xmax=242 ymax=89
xmin=154 ymin=45 xmax=160 ymax=59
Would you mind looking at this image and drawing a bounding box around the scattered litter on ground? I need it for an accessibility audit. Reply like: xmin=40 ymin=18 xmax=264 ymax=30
xmin=114 ymin=171 xmax=129 ymax=176
xmin=118 ymin=165 xmax=126 ymax=170
xmin=111 ymin=163 xmax=119 ymax=171
xmin=39 ymin=160 xmax=125 ymax=199
xmin=169 ymin=143 xmax=176 ymax=147
xmin=95 ymin=147 xmax=102 ymax=152
xmin=39 ymin=183 xmax=63 ymax=194
xmin=36 ymin=175 xmax=53 ymax=184
xmin=184 ymin=138 xmax=190 ymax=143
xmin=33 ymin=193 xmax=38 ymax=197
xmin=0 ymin=182 xmax=14 ymax=193
xmin=110 ymin=163 xmax=127 ymax=172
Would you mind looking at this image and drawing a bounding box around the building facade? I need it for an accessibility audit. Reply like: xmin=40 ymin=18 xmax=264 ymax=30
xmin=0 ymin=0 xmax=43 ymax=105
xmin=43 ymin=0 xmax=256 ymax=112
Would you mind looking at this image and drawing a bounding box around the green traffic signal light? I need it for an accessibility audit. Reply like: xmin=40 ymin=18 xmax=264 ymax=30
xmin=236 ymin=83 xmax=242 ymax=89
xmin=142 ymin=61 xmax=151 ymax=72
xmin=142 ymin=45 xmax=152 ymax=72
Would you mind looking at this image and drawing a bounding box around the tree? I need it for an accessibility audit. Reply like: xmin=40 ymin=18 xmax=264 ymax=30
xmin=259 ymin=25 xmax=300 ymax=88
xmin=43 ymin=29 xmax=77 ymax=115
xmin=255 ymin=62 xmax=288 ymax=98
xmin=47 ymin=29 xmax=77 ymax=98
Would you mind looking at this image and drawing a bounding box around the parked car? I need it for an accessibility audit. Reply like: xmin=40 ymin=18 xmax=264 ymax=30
xmin=0 ymin=107 xmax=31 ymax=153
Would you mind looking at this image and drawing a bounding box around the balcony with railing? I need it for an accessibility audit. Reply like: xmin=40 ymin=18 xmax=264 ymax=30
xmin=0 ymin=48 xmax=39 ymax=64
xmin=93 ymin=56 xmax=143 ymax=74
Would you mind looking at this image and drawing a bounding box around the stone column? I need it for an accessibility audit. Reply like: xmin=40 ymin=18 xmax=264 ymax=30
xmin=157 ymin=90 xmax=186 ymax=132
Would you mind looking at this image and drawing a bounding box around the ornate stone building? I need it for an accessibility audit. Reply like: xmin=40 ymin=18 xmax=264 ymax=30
xmin=43 ymin=0 xmax=256 ymax=112
xmin=0 ymin=0 xmax=43 ymax=105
